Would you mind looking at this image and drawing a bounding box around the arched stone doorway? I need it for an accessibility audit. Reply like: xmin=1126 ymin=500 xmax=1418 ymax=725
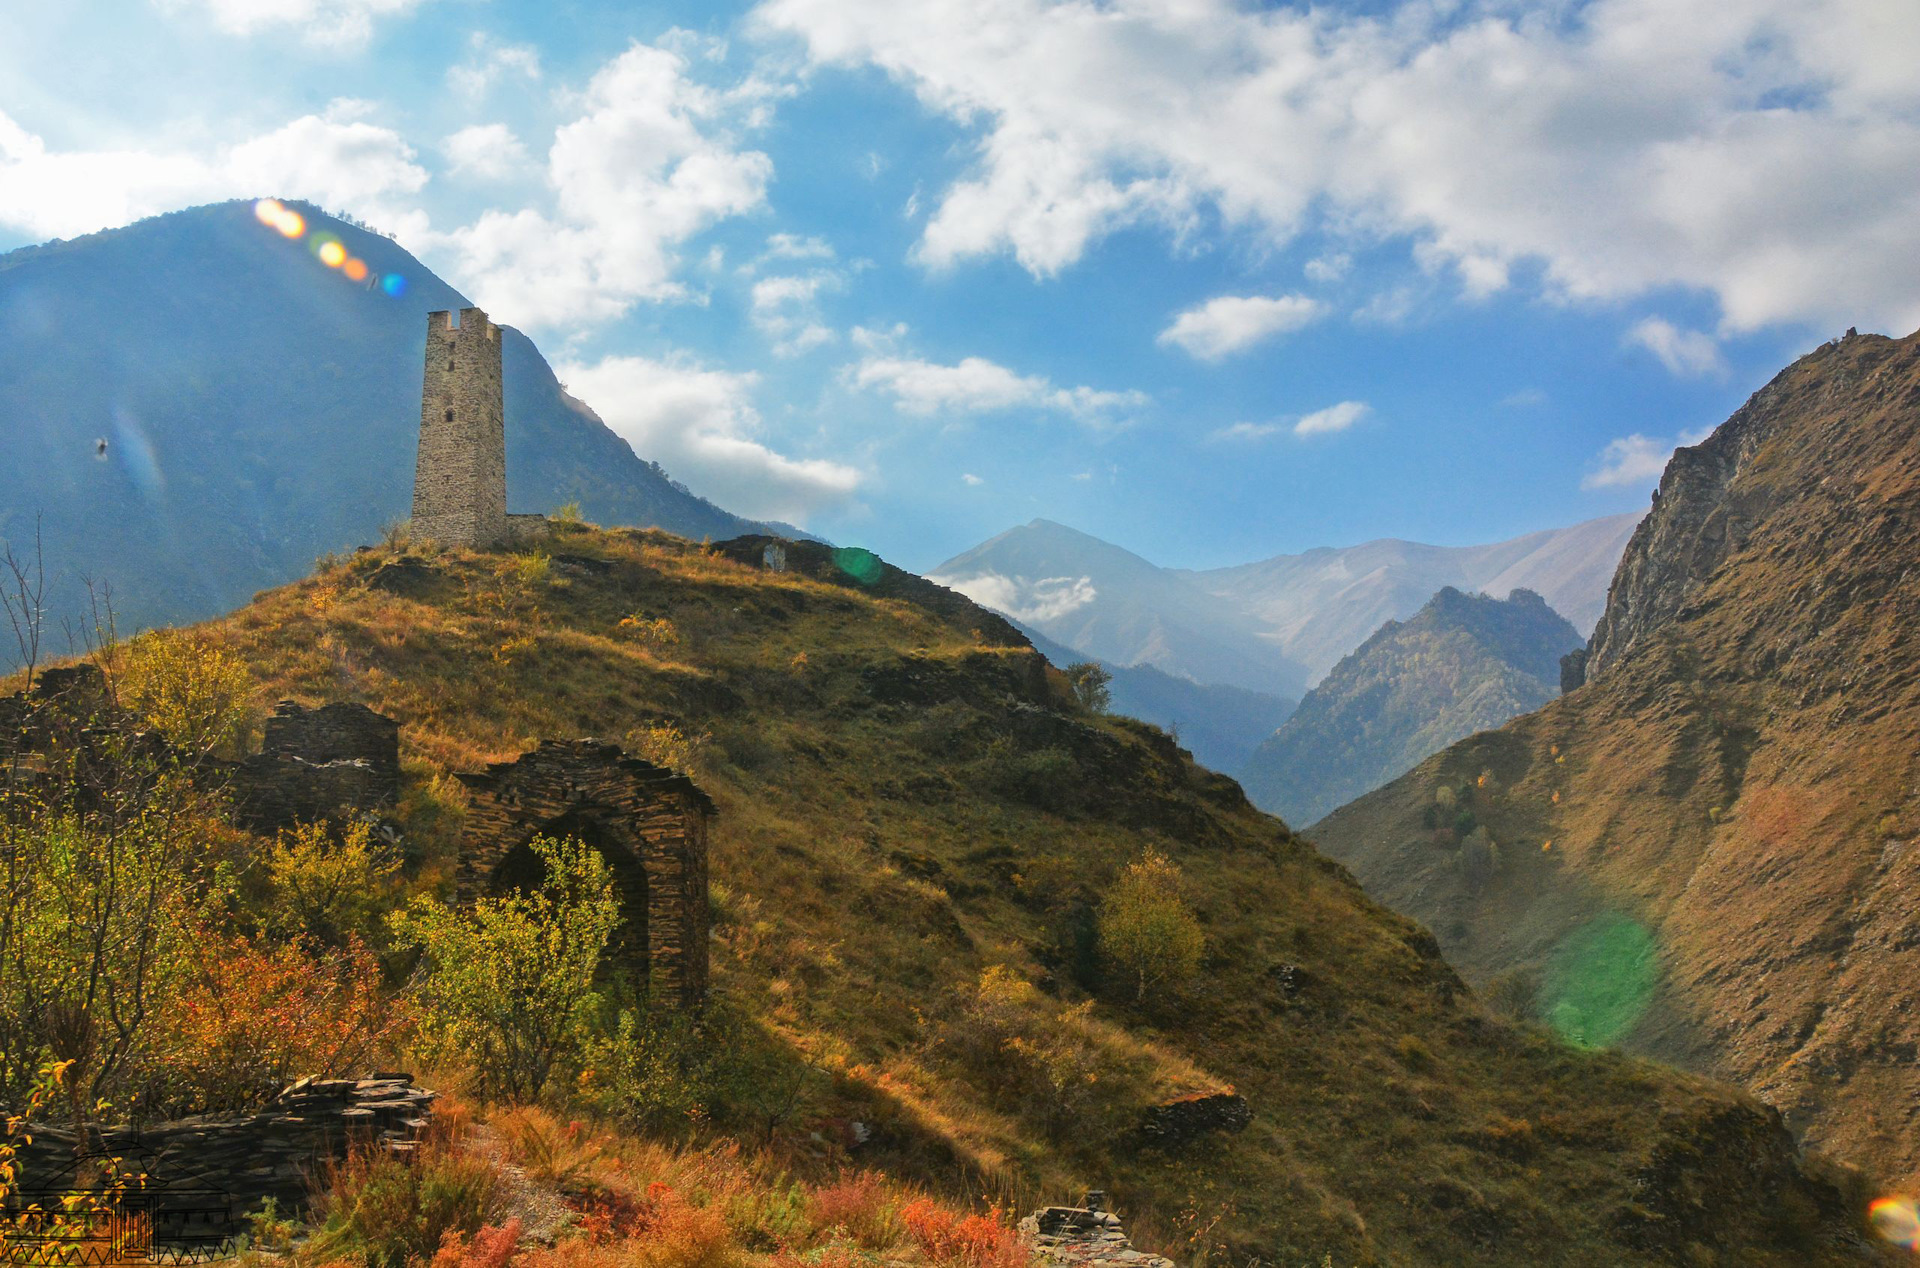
xmin=455 ymin=739 xmax=713 ymax=1008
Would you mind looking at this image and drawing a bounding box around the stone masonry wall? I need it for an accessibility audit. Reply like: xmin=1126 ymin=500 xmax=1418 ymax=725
xmin=229 ymin=700 xmax=402 ymax=832
xmin=1021 ymin=1198 xmax=1175 ymax=1268
xmin=456 ymin=740 xmax=714 ymax=1008
xmin=413 ymin=307 xmax=507 ymax=548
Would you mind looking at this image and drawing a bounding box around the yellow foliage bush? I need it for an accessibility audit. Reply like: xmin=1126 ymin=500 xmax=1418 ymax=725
xmin=1097 ymin=850 xmax=1204 ymax=1003
xmin=117 ymin=629 xmax=255 ymax=757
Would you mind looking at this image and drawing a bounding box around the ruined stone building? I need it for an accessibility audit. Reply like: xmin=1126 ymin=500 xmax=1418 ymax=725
xmin=412 ymin=307 xmax=507 ymax=547
xmin=230 ymin=700 xmax=402 ymax=833
xmin=455 ymin=740 xmax=714 ymax=1008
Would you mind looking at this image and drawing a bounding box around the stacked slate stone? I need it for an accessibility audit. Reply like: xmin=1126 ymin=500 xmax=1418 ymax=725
xmin=8 ymin=1074 xmax=437 ymax=1257
xmin=1020 ymin=1195 xmax=1176 ymax=1268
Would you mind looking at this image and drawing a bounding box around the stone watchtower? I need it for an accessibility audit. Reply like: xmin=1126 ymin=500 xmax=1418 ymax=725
xmin=412 ymin=307 xmax=506 ymax=547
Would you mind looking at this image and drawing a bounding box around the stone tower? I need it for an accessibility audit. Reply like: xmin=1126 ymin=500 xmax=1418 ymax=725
xmin=412 ymin=307 xmax=506 ymax=547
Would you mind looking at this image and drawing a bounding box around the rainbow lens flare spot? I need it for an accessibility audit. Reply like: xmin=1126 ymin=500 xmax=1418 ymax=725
xmin=381 ymin=273 xmax=407 ymax=297
xmin=343 ymin=258 xmax=369 ymax=282
xmin=832 ymin=547 xmax=885 ymax=586
xmin=1542 ymin=913 xmax=1658 ymax=1048
xmin=253 ymin=198 xmax=305 ymax=238
xmin=1872 ymin=1197 xmax=1920 ymax=1248
xmin=318 ymin=241 xmax=348 ymax=268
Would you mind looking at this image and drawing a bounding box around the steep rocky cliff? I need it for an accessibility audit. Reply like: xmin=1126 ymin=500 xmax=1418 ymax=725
xmin=1311 ymin=327 xmax=1920 ymax=1187
xmin=1242 ymin=587 xmax=1582 ymax=826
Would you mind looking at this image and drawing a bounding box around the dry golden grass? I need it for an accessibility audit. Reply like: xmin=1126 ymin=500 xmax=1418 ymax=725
xmin=77 ymin=524 xmax=1875 ymax=1267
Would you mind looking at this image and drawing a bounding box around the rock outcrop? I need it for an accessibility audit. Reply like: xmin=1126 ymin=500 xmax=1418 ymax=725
xmin=1021 ymin=1197 xmax=1175 ymax=1268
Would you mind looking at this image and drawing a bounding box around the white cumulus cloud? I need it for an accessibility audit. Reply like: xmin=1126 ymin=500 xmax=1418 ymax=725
xmin=750 ymin=272 xmax=837 ymax=355
xmin=448 ymin=34 xmax=542 ymax=97
xmin=1294 ymin=400 xmax=1369 ymax=437
xmin=0 ymin=103 xmax=425 ymax=241
xmin=436 ymin=41 xmax=774 ymax=329
xmin=443 ymin=124 xmax=532 ymax=181
xmin=1627 ymin=317 xmax=1728 ymax=378
xmin=930 ymin=572 xmax=1098 ymax=624
xmin=848 ymin=327 xmax=1145 ymax=424
xmin=1158 ymin=294 xmax=1324 ymax=361
xmin=1582 ymin=425 xmax=1716 ymax=490
xmin=753 ymin=0 xmax=1920 ymax=334
xmin=556 ymin=353 xmax=861 ymax=524
xmin=160 ymin=0 xmax=435 ymax=47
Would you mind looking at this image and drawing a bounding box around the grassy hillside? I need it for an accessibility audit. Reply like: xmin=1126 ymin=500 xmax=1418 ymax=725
xmin=1242 ymin=588 xmax=1581 ymax=826
xmin=1311 ymin=329 xmax=1920 ymax=1192
xmin=137 ymin=521 xmax=1883 ymax=1266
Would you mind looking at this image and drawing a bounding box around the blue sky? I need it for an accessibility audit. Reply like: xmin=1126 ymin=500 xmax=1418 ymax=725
xmin=3 ymin=0 xmax=1916 ymax=572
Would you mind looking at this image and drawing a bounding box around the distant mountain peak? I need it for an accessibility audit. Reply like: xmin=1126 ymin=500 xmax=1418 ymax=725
xmin=1240 ymin=586 xmax=1584 ymax=825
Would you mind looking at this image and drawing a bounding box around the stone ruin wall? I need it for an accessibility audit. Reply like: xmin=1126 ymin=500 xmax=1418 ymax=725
xmin=456 ymin=739 xmax=712 ymax=1008
xmin=412 ymin=307 xmax=507 ymax=548
xmin=229 ymin=700 xmax=402 ymax=833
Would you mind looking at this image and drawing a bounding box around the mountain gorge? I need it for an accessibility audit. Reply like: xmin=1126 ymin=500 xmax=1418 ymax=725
xmin=1242 ymin=587 xmax=1583 ymax=827
xmin=1312 ymin=327 xmax=1920 ymax=1188
xmin=0 ymin=200 xmax=784 ymax=658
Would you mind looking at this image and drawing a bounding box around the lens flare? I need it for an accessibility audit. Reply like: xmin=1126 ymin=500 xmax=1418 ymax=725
xmin=381 ymin=273 xmax=407 ymax=297
xmin=343 ymin=258 xmax=369 ymax=282
xmin=832 ymin=547 xmax=885 ymax=586
xmin=318 ymin=241 xmax=347 ymax=268
xmin=1872 ymin=1197 xmax=1920 ymax=1248
xmin=1542 ymin=913 xmax=1658 ymax=1048
xmin=253 ymin=198 xmax=305 ymax=238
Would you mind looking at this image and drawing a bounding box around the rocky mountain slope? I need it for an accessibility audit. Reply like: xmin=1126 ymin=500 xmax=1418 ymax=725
xmin=1014 ymin=620 xmax=1297 ymax=776
xmin=0 ymin=199 xmax=783 ymax=660
xmin=932 ymin=514 xmax=1639 ymax=700
xmin=1243 ymin=588 xmax=1582 ymax=826
xmin=136 ymin=522 xmax=1879 ymax=1266
xmin=1311 ymin=327 xmax=1920 ymax=1188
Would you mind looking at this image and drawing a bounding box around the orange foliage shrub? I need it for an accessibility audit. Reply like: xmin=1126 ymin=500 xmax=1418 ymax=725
xmin=900 ymin=1198 xmax=1024 ymax=1268
xmin=160 ymin=932 xmax=407 ymax=1109
xmin=432 ymin=1219 xmax=523 ymax=1268
xmin=539 ymin=1183 xmax=738 ymax=1268
xmin=807 ymin=1171 xmax=901 ymax=1247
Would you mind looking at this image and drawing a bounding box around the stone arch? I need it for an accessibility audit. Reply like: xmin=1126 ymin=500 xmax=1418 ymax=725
xmin=488 ymin=807 xmax=652 ymax=971
xmin=454 ymin=739 xmax=713 ymax=1008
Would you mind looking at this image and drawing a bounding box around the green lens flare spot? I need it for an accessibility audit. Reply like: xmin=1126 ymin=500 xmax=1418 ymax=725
xmin=832 ymin=547 xmax=884 ymax=586
xmin=1542 ymin=913 xmax=1658 ymax=1048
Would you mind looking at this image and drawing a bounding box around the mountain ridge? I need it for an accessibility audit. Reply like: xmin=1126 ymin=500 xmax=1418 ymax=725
xmin=1310 ymin=325 xmax=1920 ymax=1187
xmin=1243 ymin=586 xmax=1583 ymax=825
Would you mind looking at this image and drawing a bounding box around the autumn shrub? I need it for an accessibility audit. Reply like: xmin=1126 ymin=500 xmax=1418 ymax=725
xmin=259 ymin=818 xmax=401 ymax=949
xmin=628 ymin=722 xmax=708 ymax=777
xmin=117 ymin=628 xmax=256 ymax=757
xmin=429 ymin=1218 xmax=522 ymax=1268
xmin=619 ymin=616 xmax=681 ymax=653
xmin=310 ymin=1135 xmax=502 ymax=1268
xmin=0 ymin=778 xmax=210 ymax=1116
xmin=523 ymin=1186 xmax=741 ymax=1268
xmin=1096 ymin=850 xmax=1204 ymax=1003
xmin=158 ymin=932 xmax=405 ymax=1111
xmin=807 ymin=1171 xmax=902 ymax=1248
xmin=946 ymin=967 xmax=1105 ymax=1138
xmin=492 ymin=1106 xmax=615 ymax=1192
xmin=391 ymin=835 xmax=618 ymax=1101
xmin=900 ymin=1199 xmax=1024 ymax=1268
